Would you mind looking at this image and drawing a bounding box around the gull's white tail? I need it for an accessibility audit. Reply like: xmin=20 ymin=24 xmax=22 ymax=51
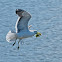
xmin=6 ymin=31 xmax=17 ymax=42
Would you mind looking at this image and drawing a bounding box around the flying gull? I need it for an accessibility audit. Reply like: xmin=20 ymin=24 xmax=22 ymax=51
xmin=6 ymin=9 xmax=41 ymax=49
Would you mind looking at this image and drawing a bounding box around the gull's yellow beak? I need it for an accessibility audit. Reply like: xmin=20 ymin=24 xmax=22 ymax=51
xmin=36 ymin=32 xmax=41 ymax=37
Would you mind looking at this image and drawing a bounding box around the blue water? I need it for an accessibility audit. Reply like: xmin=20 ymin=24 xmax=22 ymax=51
xmin=0 ymin=0 xmax=62 ymax=62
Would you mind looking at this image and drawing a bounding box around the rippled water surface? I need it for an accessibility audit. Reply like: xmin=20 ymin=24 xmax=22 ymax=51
xmin=0 ymin=0 xmax=62 ymax=62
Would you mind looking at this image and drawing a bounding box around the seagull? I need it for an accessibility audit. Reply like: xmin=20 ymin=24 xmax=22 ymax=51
xmin=6 ymin=9 xmax=41 ymax=49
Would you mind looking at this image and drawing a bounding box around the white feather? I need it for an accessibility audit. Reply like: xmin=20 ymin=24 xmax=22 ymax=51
xmin=6 ymin=31 xmax=17 ymax=42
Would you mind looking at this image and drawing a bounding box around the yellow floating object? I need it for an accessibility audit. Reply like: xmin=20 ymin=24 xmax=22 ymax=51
xmin=36 ymin=32 xmax=41 ymax=37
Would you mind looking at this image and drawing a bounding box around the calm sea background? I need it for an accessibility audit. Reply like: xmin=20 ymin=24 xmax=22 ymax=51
xmin=0 ymin=0 xmax=62 ymax=62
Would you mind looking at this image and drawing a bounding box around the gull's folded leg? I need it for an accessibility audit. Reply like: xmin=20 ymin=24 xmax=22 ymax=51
xmin=21 ymin=40 xmax=24 ymax=44
xmin=13 ymin=40 xmax=16 ymax=46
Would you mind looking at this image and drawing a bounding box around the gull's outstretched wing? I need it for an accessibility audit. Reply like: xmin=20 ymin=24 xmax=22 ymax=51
xmin=15 ymin=11 xmax=31 ymax=33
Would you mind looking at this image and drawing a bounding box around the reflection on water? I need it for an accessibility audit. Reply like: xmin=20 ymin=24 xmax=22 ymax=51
xmin=0 ymin=0 xmax=62 ymax=62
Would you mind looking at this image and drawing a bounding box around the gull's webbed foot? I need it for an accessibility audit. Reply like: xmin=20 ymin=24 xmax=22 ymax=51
xmin=18 ymin=39 xmax=21 ymax=49
xmin=13 ymin=43 xmax=15 ymax=46
xmin=12 ymin=41 xmax=16 ymax=46
xmin=18 ymin=46 xmax=19 ymax=49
